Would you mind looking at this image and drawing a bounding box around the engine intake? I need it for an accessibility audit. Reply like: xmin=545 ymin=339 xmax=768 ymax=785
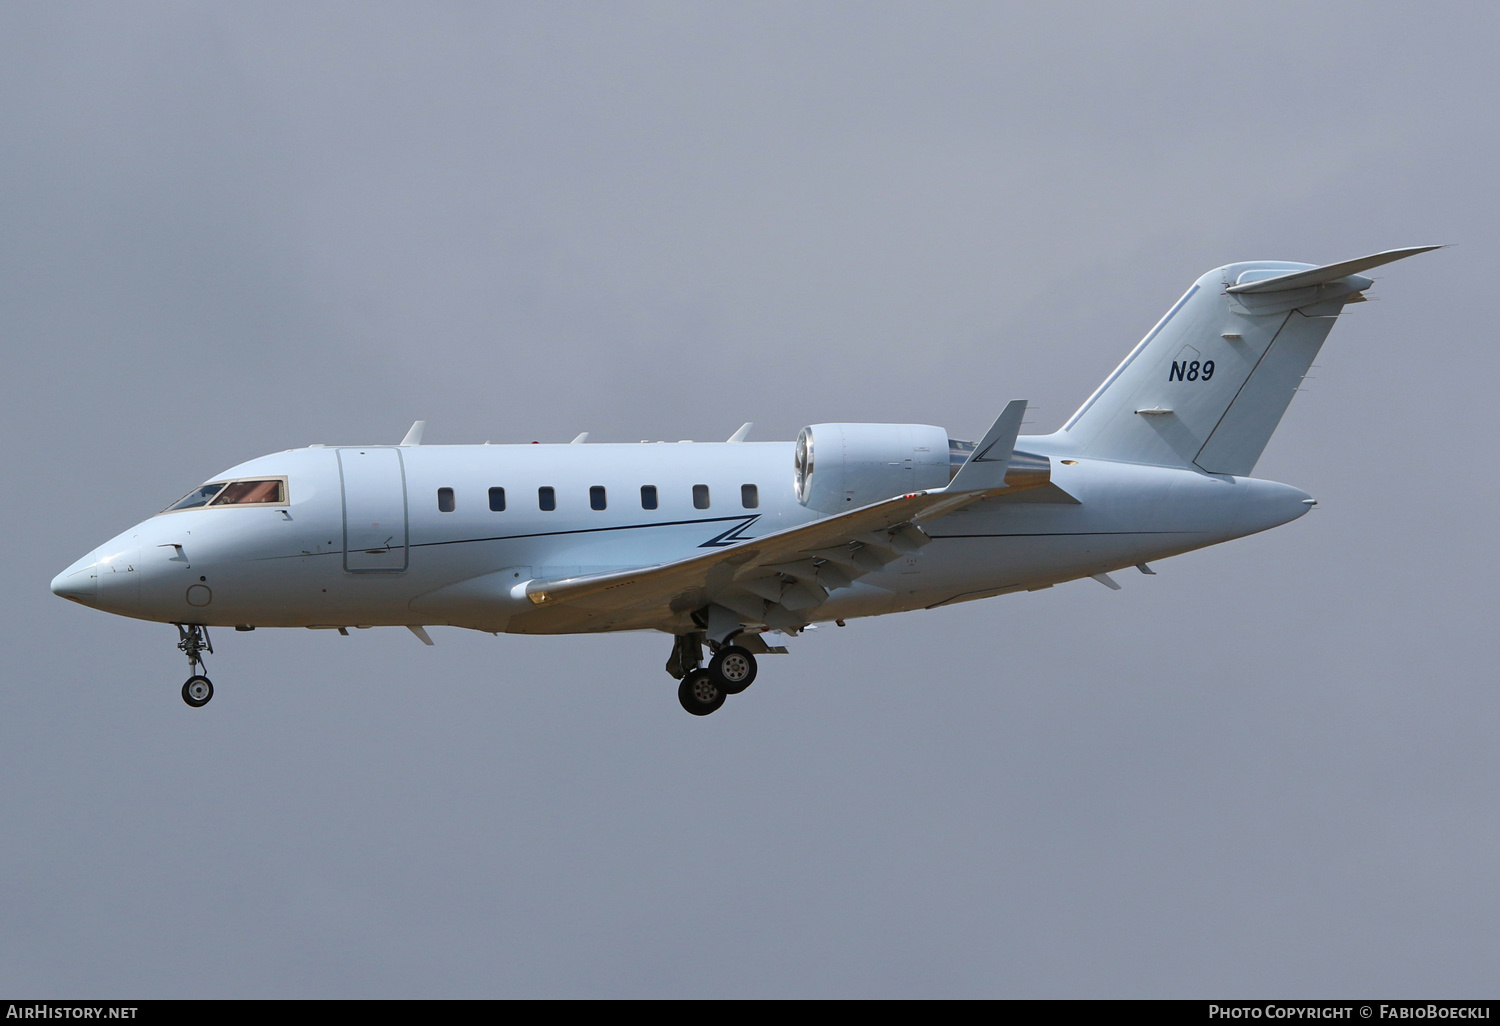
xmin=794 ymin=423 xmax=951 ymax=513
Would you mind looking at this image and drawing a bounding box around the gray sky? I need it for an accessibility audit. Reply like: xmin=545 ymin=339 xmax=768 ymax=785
xmin=3 ymin=2 xmax=1496 ymax=997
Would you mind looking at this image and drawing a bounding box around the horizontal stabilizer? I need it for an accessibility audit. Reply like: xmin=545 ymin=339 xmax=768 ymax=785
xmin=1226 ymin=246 xmax=1442 ymax=294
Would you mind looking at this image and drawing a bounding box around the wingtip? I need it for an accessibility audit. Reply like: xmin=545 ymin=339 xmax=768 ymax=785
xmin=1383 ymin=244 xmax=1446 ymax=258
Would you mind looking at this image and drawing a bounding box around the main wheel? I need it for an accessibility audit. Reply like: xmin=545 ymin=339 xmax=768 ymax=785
xmin=709 ymin=645 xmax=758 ymax=695
xmin=678 ymin=669 xmax=726 ymax=716
xmin=182 ymin=675 xmax=214 ymax=708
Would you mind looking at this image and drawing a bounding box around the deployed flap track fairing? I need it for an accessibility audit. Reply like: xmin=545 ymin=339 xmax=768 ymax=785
xmin=50 ymin=247 xmax=1437 ymax=716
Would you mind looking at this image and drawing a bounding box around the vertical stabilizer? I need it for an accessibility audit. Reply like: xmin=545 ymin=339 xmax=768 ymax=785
xmin=1045 ymin=248 xmax=1437 ymax=475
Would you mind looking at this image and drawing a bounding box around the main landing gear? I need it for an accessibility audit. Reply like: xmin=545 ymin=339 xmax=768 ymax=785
xmin=175 ymin=623 xmax=214 ymax=708
xmin=670 ymin=631 xmax=759 ymax=716
xmin=678 ymin=670 xmax=727 ymax=717
xmin=709 ymin=645 xmax=757 ymax=694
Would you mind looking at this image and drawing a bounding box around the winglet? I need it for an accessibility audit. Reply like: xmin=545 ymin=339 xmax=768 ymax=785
xmin=406 ymin=625 xmax=435 ymax=646
xmin=400 ymin=420 xmax=426 ymax=446
xmin=726 ymin=423 xmax=753 ymax=443
xmin=1226 ymin=245 xmax=1442 ymax=294
xmin=948 ymin=400 xmax=1028 ymax=492
xmin=570 ymin=432 xmax=589 ymax=444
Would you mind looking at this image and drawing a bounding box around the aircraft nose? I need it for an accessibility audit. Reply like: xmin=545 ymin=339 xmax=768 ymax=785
xmin=51 ymin=550 xmax=100 ymax=606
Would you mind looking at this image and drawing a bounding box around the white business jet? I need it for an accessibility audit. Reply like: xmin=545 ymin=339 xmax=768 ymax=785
xmin=52 ymin=247 xmax=1436 ymax=715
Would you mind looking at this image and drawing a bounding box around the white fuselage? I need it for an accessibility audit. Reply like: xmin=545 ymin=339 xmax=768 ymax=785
xmin=51 ymin=436 xmax=1312 ymax=635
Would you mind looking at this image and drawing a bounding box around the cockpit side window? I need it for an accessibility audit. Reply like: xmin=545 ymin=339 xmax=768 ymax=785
xmin=211 ymin=479 xmax=285 ymax=506
xmin=161 ymin=477 xmax=287 ymax=514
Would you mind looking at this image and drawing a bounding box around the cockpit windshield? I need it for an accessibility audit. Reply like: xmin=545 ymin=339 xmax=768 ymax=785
xmin=162 ymin=478 xmax=287 ymax=513
xmin=166 ymin=484 xmax=226 ymax=511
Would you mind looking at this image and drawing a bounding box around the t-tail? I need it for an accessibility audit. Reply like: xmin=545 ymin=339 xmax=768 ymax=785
xmin=1041 ymin=246 xmax=1440 ymax=475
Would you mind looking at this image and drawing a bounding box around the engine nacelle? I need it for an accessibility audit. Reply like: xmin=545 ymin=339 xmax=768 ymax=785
xmin=794 ymin=423 xmax=951 ymax=513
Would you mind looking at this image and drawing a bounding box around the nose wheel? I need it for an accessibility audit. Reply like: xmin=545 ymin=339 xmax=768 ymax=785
xmin=182 ymin=675 xmax=214 ymax=707
xmin=175 ymin=623 xmax=215 ymax=708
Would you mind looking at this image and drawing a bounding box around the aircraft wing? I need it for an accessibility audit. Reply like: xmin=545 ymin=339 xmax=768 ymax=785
xmin=507 ymin=401 xmax=1055 ymax=634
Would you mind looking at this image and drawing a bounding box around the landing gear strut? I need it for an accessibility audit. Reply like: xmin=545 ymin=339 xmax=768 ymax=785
xmin=175 ymin=623 xmax=214 ymax=708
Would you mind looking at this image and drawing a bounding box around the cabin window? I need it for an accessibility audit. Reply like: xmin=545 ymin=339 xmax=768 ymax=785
xmin=538 ymin=486 xmax=556 ymax=511
xmin=693 ymin=484 xmax=710 ymax=509
xmin=741 ymin=484 xmax=759 ymax=509
xmin=590 ymin=485 xmax=607 ymax=511
xmin=488 ymin=487 xmax=506 ymax=512
xmin=641 ymin=485 xmax=658 ymax=510
xmin=437 ymin=487 xmax=455 ymax=513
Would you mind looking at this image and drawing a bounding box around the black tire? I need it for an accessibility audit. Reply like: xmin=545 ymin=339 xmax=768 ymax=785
xmin=709 ymin=645 xmax=757 ymax=695
xmin=678 ymin=669 xmax=726 ymax=716
xmin=182 ymin=675 xmax=214 ymax=708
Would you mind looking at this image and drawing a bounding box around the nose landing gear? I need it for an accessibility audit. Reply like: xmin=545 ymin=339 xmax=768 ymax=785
xmin=182 ymin=675 xmax=214 ymax=707
xmin=175 ymin=623 xmax=214 ymax=708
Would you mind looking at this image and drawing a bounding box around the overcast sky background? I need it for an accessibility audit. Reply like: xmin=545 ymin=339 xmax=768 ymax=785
xmin=2 ymin=2 xmax=1496 ymax=998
